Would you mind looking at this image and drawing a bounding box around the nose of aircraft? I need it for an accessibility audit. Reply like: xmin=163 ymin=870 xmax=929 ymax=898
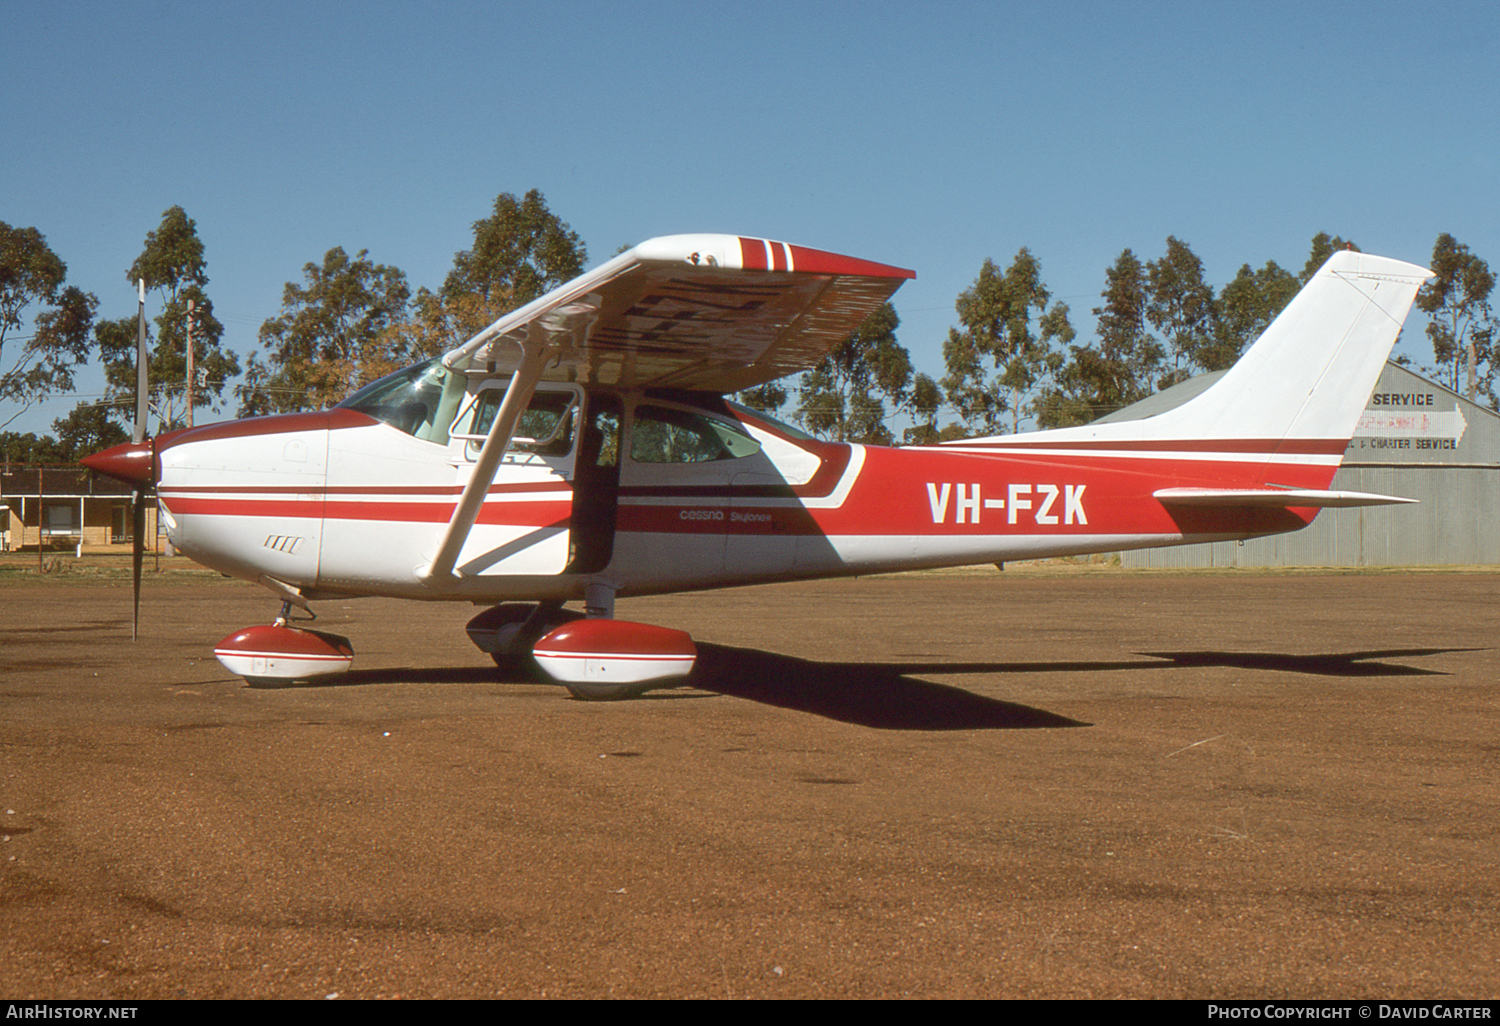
xmin=81 ymin=440 xmax=156 ymax=488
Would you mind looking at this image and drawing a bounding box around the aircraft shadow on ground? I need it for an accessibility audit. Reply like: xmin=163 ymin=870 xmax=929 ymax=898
xmin=682 ymin=644 xmax=1089 ymax=731
xmin=230 ymin=644 xmax=1475 ymax=732
xmin=676 ymin=644 xmax=1470 ymax=729
xmin=262 ymin=646 xmax=1087 ymax=730
xmin=1134 ymin=648 xmax=1467 ymax=678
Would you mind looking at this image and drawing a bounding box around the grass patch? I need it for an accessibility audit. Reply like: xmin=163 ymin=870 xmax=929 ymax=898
xmin=0 ymin=551 xmax=230 ymax=586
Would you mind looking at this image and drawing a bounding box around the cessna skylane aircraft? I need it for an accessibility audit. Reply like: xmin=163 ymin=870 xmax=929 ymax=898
xmin=84 ymin=235 xmax=1431 ymax=698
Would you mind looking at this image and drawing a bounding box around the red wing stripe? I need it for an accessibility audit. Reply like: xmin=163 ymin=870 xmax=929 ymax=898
xmin=738 ymin=237 xmax=767 ymax=269
xmin=733 ymin=237 xmax=914 ymax=279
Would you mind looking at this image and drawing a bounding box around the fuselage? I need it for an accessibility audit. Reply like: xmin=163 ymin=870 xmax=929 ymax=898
xmin=145 ymin=360 xmax=1329 ymax=604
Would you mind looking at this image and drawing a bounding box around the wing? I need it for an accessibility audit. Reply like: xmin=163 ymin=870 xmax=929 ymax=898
xmin=442 ymin=234 xmax=915 ymax=393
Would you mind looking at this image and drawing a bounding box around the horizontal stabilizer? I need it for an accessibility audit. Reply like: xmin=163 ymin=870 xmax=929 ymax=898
xmin=1154 ymin=487 xmax=1418 ymax=509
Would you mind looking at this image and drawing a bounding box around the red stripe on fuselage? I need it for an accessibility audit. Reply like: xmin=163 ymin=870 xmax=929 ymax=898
xmin=164 ymin=495 xmax=570 ymax=526
xmin=160 ymin=481 xmax=565 ymax=497
xmin=946 ymin=437 xmax=1347 ymax=455
xmin=163 ymin=443 xmax=1336 ymax=540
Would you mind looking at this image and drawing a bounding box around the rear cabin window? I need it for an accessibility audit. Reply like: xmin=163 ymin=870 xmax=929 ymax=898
xmin=629 ymin=405 xmax=762 ymax=464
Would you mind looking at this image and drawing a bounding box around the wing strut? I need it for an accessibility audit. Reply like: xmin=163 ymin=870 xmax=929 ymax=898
xmin=421 ymin=332 xmax=551 ymax=583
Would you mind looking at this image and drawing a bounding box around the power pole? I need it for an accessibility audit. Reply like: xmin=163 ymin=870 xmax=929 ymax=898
xmin=186 ymin=297 xmax=196 ymax=428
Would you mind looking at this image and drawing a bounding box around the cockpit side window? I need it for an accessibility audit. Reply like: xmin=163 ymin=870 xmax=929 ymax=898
xmin=629 ymin=405 xmax=762 ymax=463
xmin=456 ymin=387 xmax=579 ymax=458
xmin=334 ymin=358 xmax=467 ymax=446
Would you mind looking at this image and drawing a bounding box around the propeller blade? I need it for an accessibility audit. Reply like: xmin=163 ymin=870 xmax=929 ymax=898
xmin=131 ymin=487 xmax=144 ymax=641
xmin=133 ymin=278 xmax=148 ymax=641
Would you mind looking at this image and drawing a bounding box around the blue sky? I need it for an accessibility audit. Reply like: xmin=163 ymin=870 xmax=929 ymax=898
xmin=4 ymin=0 xmax=1496 ymax=435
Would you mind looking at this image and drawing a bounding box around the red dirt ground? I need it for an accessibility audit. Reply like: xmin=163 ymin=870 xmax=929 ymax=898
xmin=2 ymin=565 xmax=1496 ymax=998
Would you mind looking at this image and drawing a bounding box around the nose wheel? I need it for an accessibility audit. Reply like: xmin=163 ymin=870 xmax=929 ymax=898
xmin=213 ymin=600 xmax=354 ymax=686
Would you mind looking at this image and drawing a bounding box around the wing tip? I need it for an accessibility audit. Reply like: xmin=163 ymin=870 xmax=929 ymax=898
xmin=629 ymin=234 xmax=914 ymax=279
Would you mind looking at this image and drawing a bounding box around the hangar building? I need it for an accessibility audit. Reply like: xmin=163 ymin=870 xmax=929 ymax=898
xmin=1120 ymin=362 xmax=1499 ymax=568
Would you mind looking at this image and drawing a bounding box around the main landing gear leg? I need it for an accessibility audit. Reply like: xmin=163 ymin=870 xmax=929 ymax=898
xmin=464 ymin=600 xmax=581 ymax=676
xmin=562 ymin=581 xmax=638 ymax=701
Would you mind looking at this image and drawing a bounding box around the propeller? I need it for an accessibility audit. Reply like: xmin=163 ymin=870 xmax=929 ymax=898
xmin=81 ymin=280 xmax=153 ymax=640
xmin=131 ymin=279 xmax=148 ymax=641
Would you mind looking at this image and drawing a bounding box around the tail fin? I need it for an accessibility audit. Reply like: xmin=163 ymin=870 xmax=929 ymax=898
xmin=968 ymin=250 xmax=1432 ymax=447
xmin=1161 ymin=250 xmax=1432 ymax=442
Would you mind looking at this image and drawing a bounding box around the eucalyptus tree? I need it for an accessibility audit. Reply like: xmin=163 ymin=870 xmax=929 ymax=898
xmin=51 ymin=401 xmax=128 ymax=460
xmin=1300 ymin=231 xmax=1358 ymax=283
xmin=0 ymin=222 xmax=97 ymax=429
xmin=102 ymin=207 xmax=239 ymax=431
xmin=941 ymin=249 xmax=1072 ymax=435
xmin=1082 ymin=248 xmax=1163 ymax=415
xmin=1417 ymin=233 xmax=1495 ymax=406
xmin=430 ymin=189 xmax=589 ymax=346
xmin=1146 ymin=236 xmax=1217 ymax=388
xmin=1213 ymin=260 xmax=1299 ymax=365
xmin=796 ymin=302 xmax=912 ymax=444
xmin=239 ymin=247 xmax=411 ymax=415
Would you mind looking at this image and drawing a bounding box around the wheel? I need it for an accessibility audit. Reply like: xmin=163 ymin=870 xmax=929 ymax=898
xmin=489 ymin=651 xmax=545 ymax=681
xmin=243 ymin=676 xmax=291 ymax=688
xmin=564 ymin=681 xmax=651 ymax=701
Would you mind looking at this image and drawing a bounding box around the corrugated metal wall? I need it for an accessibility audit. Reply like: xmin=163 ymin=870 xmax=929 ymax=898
xmin=1122 ymin=364 xmax=1500 ymax=567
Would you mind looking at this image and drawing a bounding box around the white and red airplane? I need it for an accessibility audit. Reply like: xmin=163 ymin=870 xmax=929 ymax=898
xmin=84 ymin=236 xmax=1431 ymax=698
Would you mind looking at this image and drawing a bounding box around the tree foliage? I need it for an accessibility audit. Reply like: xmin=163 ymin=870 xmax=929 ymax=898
xmin=1213 ymin=260 xmax=1299 ymax=366
xmin=102 ymin=207 xmax=240 ymax=431
xmin=735 ymin=381 xmax=789 ymax=416
xmin=1300 ymin=232 xmax=1357 ymax=283
xmin=940 ymin=249 xmax=1073 ymax=435
xmin=1031 ymin=235 xmax=1342 ymax=430
xmin=796 ymin=303 xmax=913 ymax=444
xmin=1048 ymin=248 xmax=1164 ymax=423
xmin=0 ymin=402 xmax=125 ymax=465
xmin=0 ymin=223 xmax=97 ymax=428
xmin=434 ymin=189 xmax=587 ymax=345
xmin=902 ymin=372 xmax=955 ymax=444
xmin=52 ymin=401 xmax=128 ymax=458
xmin=1146 ymin=237 xmax=1217 ymax=388
xmin=0 ymin=429 xmax=70 ymax=465
xmin=365 ymin=190 xmax=593 ymax=365
xmin=239 ymin=247 xmax=411 ymax=415
xmin=1416 ymin=233 xmax=1495 ymax=405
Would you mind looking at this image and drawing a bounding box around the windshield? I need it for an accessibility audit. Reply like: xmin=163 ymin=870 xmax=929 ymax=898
xmin=334 ymin=358 xmax=468 ymax=445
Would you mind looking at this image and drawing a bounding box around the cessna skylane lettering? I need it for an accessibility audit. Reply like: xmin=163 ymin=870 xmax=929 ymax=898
xmin=83 ymin=236 xmax=1432 ymax=699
